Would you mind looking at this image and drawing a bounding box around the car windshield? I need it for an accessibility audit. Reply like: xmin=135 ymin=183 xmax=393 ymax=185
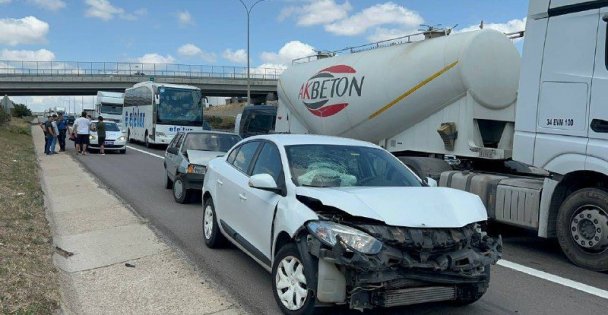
xmin=285 ymin=144 xmax=422 ymax=187
xmin=183 ymin=133 xmax=241 ymax=152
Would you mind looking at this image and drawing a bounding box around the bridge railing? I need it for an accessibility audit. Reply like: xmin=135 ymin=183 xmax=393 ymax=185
xmin=0 ymin=60 xmax=283 ymax=80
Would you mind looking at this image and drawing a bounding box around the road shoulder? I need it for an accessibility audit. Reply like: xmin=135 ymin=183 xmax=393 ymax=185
xmin=33 ymin=126 xmax=246 ymax=314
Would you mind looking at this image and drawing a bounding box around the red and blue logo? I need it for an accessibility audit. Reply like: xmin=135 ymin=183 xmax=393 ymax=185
xmin=298 ymin=65 xmax=365 ymax=117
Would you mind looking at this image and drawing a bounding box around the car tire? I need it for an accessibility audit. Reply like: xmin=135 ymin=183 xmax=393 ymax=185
xmin=202 ymin=198 xmax=226 ymax=248
xmin=556 ymin=188 xmax=608 ymax=271
xmin=172 ymin=174 xmax=190 ymax=204
xmin=164 ymin=170 xmax=173 ymax=189
xmin=453 ymin=266 xmax=490 ymax=306
xmin=272 ymin=243 xmax=318 ymax=315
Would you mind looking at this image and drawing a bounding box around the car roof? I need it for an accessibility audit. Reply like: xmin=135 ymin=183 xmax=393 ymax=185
xmin=245 ymin=134 xmax=379 ymax=148
xmin=91 ymin=120 xmax=117 ymax=124
xmin=182 ymin=130 xmax=240 ymax=136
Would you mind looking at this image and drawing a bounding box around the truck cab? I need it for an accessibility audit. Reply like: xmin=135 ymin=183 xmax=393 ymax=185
xmin=510 ymin=0 xmax=608 ymax=270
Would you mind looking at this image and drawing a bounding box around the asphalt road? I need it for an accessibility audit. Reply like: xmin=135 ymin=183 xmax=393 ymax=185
xmin=70 ymin=142 xmax=608 ymax=314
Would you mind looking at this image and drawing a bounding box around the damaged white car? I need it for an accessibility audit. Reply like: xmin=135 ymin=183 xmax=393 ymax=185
xmin=202 ymin=134 xmax=501 ymax=314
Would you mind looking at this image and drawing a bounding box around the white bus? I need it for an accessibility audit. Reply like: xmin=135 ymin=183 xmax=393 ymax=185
xmin=123 ymin=82 xmax=206 ymax=147
xmin=95 ymin=91 xmax=124 ymax=123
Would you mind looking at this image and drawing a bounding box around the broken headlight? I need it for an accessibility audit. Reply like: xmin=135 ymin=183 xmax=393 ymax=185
xmin=307 ymin=221 xmax=383 ymax=255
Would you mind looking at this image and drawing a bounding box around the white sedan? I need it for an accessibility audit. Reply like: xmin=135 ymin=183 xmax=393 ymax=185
xmin=202 ymin=134 xmax=501 ymax=314
xmin=88 ymin=121 xmax=127 ymax=154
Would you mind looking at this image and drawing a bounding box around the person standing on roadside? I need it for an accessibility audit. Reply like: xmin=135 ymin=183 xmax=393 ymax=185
xmin=41 ymin=115 xmax=52 ymax=154
xmin=40 ymin=115 xmax=53 ymax=155
xmin=50 ymin=114 xmax=59 ymax=154
xmin=73 ymin=111 xmax=91 ymax=155
xmin=96 ymin=116 xmax=107 ymax=155
xmin=57 ymin=113 xmax=68 ymax=152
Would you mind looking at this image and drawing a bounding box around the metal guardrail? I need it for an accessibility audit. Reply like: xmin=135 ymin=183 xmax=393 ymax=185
xmin=0 ymin=60 xmax=282 ymax=80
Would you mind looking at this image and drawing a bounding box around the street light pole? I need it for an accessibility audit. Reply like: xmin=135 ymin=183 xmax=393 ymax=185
xmin=239 ymin=0 xmax=265 ymax=105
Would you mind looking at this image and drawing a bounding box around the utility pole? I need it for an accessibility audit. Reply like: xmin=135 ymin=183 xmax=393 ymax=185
xmin=238 ymin=0 xmax=265 ymax=105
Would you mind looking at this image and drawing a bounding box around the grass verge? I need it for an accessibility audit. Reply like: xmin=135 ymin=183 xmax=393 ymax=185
xmin=0 ymin=118 xmax=60 ymax=314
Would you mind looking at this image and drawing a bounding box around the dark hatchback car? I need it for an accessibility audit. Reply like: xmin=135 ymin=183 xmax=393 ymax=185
xmin=164 ymin=131 xmax=241 ymax=203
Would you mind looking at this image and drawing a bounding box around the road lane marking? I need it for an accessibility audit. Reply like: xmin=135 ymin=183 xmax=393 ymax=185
xmin=127 ymin=143 xmax=608 ymax=300
xmin=127 ymin=145 xmax=164 ymax=159
xmin=498 ymin=259 xmax=608 ymax=300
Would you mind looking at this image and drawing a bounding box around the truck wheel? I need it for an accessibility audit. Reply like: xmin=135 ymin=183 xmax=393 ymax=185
xmin=453 ymin=266 xmax=490 ymax=305
xmin=202 ymin=198 xmax=226 ymax=248
xmin=172 ymin=174 xmax=190 ymax=204
xmin=272 ymin=243 xmax=318 ymax=315
xmin=556 ymin=188 xmax=608 ymax=271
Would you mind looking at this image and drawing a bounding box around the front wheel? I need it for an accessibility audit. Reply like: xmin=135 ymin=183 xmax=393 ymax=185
xmin=556 ymin=188 xmax=608 ymax=271
xmin=163 ymin=170 xmax=173 ymax=189
xmin=272 ymin=243 xmax=318 ymax=315
xmin=202 ymin=198 xmax=226 ymax=248
xmin=172 ymin=174 xmax=190 ymax=204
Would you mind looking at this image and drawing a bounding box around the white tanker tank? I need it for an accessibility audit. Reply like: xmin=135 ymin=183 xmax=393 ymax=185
xmin=276 ymin=29 xmax=521 ymax=160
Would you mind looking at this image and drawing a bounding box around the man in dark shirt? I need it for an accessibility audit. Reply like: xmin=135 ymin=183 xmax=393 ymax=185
xmin=97 ymin=116 xmax=107 ymax=155
xmin=57 ymin=113 xmax=68 ymax=152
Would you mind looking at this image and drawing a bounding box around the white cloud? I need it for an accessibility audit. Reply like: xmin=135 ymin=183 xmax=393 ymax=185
xmin=85 ymin=0 xmax=122 ymax=20
xmin=251 ymin=63 xmax=287 ymax=77
xmin=222 ymin=49 xmax=247 ymax=64
xmin=28 ymin=0 xmax=66 ymax=11
xmin=260 ymin=41 xmax=316 ymax=66
xmin=459 ymin=18 xmax=526 ymax=34
xmin=177 ymin=10 xmax=193 ymax=26
xmin=325 ymin=2 xmax=423 ymax=36
xmin=136 ymin=53 xmax=176 ymax=64
xmin=10 ymin=95 xmax=96 ymax=113
xmin=0 ymin=48 xmax=55 ymax=61
xmin=0 ymin=16 xmax=49 ymax=46
xmin=177 ymin=44 xmax=216 ymax=63
xmin=85 ymin=0 xmax=144 ymax=21
xmin=279 ymin=0 xmax=352 ymax=26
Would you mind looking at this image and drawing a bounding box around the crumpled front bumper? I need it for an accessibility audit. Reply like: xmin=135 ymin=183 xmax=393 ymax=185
xmin=303 ymin=223 xmax=502 ymax=309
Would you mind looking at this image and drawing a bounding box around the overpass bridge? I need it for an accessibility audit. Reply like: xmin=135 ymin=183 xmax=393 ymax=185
xmin=0 ymin=60 xmax=280 ymax=98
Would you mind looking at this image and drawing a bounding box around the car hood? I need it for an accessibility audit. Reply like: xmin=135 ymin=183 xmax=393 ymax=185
xmin=187 ymin=150 xmax=225 ymax=166
xmin=295 ymin=186 xmax=487 ymax=228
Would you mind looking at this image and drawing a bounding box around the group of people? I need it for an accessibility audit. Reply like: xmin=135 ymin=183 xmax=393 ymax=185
xmin=41 ymin=113 xmax=68 ymax=155
xmin=41 ymin=111 xmax=108 ymax=156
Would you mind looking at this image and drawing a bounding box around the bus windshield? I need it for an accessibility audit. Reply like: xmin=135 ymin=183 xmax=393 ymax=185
xmin=157 ymin=87 xmax=203 ymax=126
xmin=100 ymin=103 xmax=122 ymax=115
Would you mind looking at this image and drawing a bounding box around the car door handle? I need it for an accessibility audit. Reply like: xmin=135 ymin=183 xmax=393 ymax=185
xmin=217 ymin=179 xmax=223 ymax=185
xmin=591 ymin=119 xmax=608 ymax=133
xmin=239 ymin=193 xmax=247 ymax=201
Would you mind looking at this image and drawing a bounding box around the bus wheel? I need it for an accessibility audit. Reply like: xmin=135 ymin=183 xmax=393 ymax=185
xmin=145 ymin=130 xmax=151 ymax=148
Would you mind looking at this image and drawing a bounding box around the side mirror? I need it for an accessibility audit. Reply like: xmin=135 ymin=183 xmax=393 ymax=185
xmin=249 ymin=174 xmax=282 ymax=194
xmin=425 ymin=177 xmax=438 ymax=187
xmin=167 ymin=147 xmax=178 ymax=155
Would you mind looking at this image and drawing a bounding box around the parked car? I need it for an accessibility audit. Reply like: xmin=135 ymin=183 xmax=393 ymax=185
xmin=88 ymin=121 xmax=127 ymax=154
xmin=202 ymin=134 xmax=502 ymax=314
xmin=164 ymin=131 xmax=241 ymax=203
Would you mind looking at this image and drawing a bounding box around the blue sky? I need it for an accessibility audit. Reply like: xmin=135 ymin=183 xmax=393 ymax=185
xmin=1 ymin=0 xmax=528 ymax=111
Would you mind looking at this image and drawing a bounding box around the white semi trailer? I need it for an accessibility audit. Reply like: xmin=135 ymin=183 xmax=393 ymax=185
xmin=95 ymin=91 xmax=125 ymax=123
xmin=275 ymin=0 xmax=608 ymax=271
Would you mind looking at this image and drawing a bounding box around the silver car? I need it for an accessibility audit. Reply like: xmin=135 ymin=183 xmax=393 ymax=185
xmin=164 ymin=131 xmax=241 ymax=203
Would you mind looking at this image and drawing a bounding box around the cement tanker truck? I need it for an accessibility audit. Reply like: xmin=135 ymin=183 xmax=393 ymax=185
xmin=275 ymin=0 xmax=608 ymax=271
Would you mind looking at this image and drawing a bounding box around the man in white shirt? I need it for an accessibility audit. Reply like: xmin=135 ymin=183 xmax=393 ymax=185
xmin=73 ymin=111 xmax=91 ymax=155
xmin=49 ymin=114 xmax=59 ymax=154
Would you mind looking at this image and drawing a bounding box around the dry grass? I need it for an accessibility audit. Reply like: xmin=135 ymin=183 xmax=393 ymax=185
xmin=0 ymin=118 xmax=60 ymax=314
